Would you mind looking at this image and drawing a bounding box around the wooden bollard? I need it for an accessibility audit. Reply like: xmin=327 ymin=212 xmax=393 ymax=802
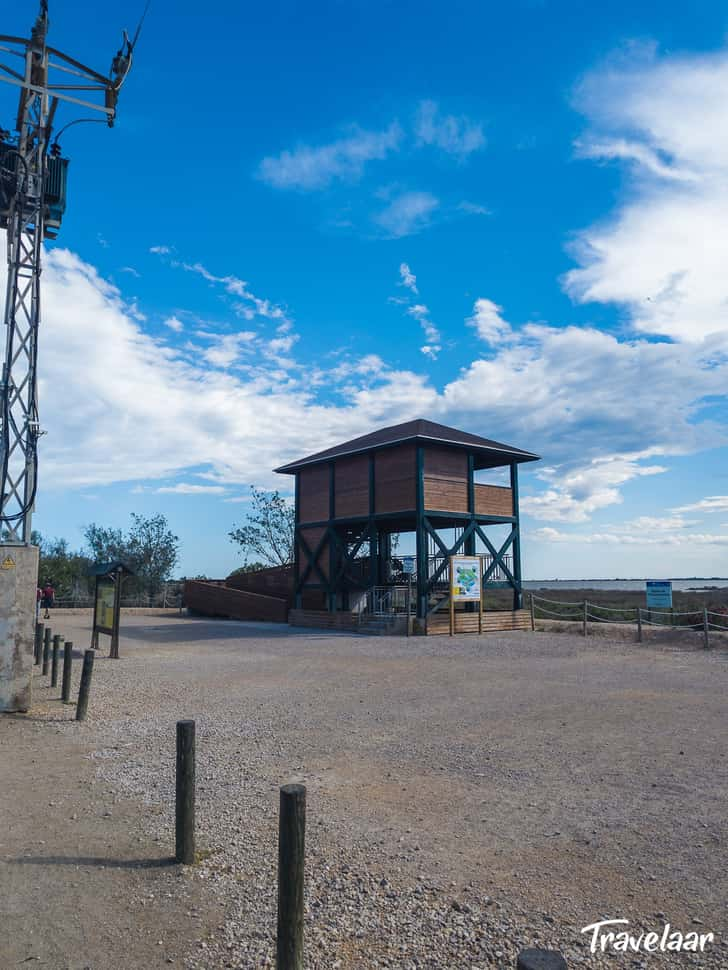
xmin=637 ymin=608 xmax=643 ymax=643
xmin=703 ymin=607 xmax=710 ymax=649
xmin=61 ymin=641 xmax=73 ymax=703
xmin=277 ymin=783 xmax=306 ymax=970
xmin=529 ymin=594 xmax=535 ymax=632
xmin=34 ymin=622 xmax=44 ymax=665
xmin=517 ymin=949 xmax=568 ymax=970
xmin=42 ymin=627 xmax=52 ymax=675
xmin=582 ymin=601 xmax=588 ymax=637
xmin=51 ymin=634 xmax=62 ymax=688
xmin=175 ymin=720 xmax=196 ymax=865
xmin=75 ymin=650 xmax=95 ymax=721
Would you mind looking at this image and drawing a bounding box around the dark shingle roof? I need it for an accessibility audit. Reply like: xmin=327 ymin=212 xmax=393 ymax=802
xmin=275 ymin=419 xmax=539 ymax=473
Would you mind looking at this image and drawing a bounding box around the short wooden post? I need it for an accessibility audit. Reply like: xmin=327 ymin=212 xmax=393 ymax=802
xmin=582 ymin=600 xmax=588 ymax=637
xmin=529 ymin=594 xmax=535 ymax=631
xmin=61 ymin=641 xmax=73 ymax=703
xmin=75 ymin=650 xmax=95 ymax=721
xmin=175 ymin=720 xmax=196 ymax=865
xmin=517 ymin=949 xmax=568 ymax=970
xmin=51 ymin=634 xmax=62 ymax=688
xmin=277 ymin=783 xmax=306 ymax=970
xmin=637 ymin=608 xmax=642 ymax=643
xmin=34 ymin=622 xmax=44 ymax=665
xmin=703 ymin=608 xmax=710 ymax=649
xmin=42 ymin=627 xmax=52 ymax=675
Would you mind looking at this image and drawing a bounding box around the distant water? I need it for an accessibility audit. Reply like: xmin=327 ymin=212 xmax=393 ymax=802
xmin=523 ymin=579 xmax=728 ymax=592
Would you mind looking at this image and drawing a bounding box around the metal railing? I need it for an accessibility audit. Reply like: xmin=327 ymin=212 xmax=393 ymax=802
xmin=361 ymin=585 xmax=413 ymax=616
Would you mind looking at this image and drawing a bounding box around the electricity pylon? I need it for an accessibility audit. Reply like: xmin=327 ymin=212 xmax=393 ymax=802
xmin=0 ymin=0 xmax=142 ymax=541
xmin=0 ymin=1 xmax=141 ymax=712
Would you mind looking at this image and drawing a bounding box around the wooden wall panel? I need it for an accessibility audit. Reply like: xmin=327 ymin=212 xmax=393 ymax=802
xmin=423 ymin=446 xmax=468 ymax=480
xmin=475 ymin=484 xmax=513 ymax=517
xmin=424 ymin=476 xmax=469 ymax=513
xmin=298 ymin=465 xmax=330 ymax=523
xmin=335 ymin=455 xmax=370 ymax=518
xmin=298 ymin=526 xmax=329 ymax=580
xmin=375 ymin=445 xmax=416 ymax=513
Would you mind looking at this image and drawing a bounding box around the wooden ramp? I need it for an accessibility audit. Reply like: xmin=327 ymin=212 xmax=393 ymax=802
xmin=427 ymin=609 xmax=531 ymax=635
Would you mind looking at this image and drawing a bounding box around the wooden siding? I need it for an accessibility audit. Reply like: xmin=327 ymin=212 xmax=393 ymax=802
xmin=375 ymin=444 xmax=416 ymax=513
xmin=298 ymin=465 xmax=330 ymax=523
xmin=335 ymin=454 xmax=370 ymax=518
xmin=185 ymin=581 xmax=287 ymax=623
xmin=427 ymin=609 xmax=530 ymax=635
xmin=423 ymin=446 xmax=468 ymax=479
xmin=289 ymin=609 xmax=359 ymax=630
xmin=298 ymin=526 xmax=329 ymax=581
xmin=423 ymin=476 xmax=469 ymax=513
xmin=474 ymin=484 xmax=513 ymax=517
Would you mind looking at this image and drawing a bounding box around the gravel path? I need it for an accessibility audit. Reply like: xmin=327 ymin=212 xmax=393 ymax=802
xmin=8 ymin=614 xmax=728 ymax=969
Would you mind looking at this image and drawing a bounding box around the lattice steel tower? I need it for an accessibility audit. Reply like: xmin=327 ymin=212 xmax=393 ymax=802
xmin=0 ymin=0 xmax=141 ymax=541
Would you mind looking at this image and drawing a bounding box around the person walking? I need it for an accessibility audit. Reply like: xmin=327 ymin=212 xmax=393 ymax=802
xmin=36 ymin=586 xmax=41 ymax=621
xmin=41 ymin=580 xmax=54 ymax=619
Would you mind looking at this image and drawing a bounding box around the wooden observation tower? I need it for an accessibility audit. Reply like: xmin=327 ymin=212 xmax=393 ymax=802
xmin=276 ymin=419 xmax=539 ymax=634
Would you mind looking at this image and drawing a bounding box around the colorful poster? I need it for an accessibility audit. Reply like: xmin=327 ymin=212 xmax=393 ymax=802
xmin=95 ymin=580 xmax=116 ymax=631
xmin=450 ymin=556 xmax=481 ymax=601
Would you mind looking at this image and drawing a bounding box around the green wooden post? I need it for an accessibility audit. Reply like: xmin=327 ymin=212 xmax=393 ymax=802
xmin=277 ymin=784 xmax=306 ymax=970
xmin=637 ymin=608 xmax=642 ymax=643
xmin=582 ymin=601 xmax=588 ymax=637
xmin=703 ymin=608 xmax=709 ymax=649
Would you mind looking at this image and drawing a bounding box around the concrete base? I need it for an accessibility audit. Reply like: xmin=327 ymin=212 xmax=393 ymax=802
xmin=0 ymin=544 xmax=39 ymax=713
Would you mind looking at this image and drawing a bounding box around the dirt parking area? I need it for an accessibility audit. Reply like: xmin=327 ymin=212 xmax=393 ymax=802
xmin=1 ymin=614 xmax=727 ymax=969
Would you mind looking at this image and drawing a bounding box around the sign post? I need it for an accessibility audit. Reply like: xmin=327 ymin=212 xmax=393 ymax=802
xmin=449 ymin=555 xmax=482 ymax=635
xmin=89 ymin=561 xmax=133 ymax=659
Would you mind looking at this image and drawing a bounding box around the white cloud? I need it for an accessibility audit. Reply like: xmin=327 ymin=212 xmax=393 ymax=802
xmin=374 ymin=191 xmax=439 ymax=238
xmin=467 ymin=298 xmax=512 ymax=344
xmin=156 ymin=484 xmax=228 ymax=495
xmin=199 ymin=331 xmax=257 ymax=368
xmin=521 ymin=456 xmax=666 ymax=522
xmin=565 ymin=45 xmax=728 ymax=342
xmin=407 ymin=303 xmax=441 ymax=358
xmin=164 ymin=316 xmax=184 ymax=332
xmin=672 ymin=495 xmax=728 ymax=514
xmin=414 ymin=100 xmax=485 ymax=158
xmin=149 ymin=245 xmax=171 ymax=255
xmin=120 ymin=266 xmax=141 ymax=278
xmin=457 ymin=201 xmax=491 ymax=216
xmin=257 ymin=123 xmax=403 ymax=190
xmin=531 ymin=525 xmax=728 ymax=546
xmin=399 ymin=262 xmax=418 ymax=294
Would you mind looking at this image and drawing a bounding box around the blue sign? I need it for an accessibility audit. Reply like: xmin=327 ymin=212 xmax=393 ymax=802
xmin=646 ymin=580 xmax=673 ymax=608
xmin=401 ymin=556 xmax=416 ymax=574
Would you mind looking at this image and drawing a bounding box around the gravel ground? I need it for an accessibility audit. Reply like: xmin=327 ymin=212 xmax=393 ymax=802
xmin=12 ymin=613 xmax=728 ymax=969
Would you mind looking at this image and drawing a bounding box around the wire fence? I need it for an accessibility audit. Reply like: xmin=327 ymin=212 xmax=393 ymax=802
xmin=49 ymin=591 xmax=184 ymax=610
xmin=528 ymin=593 xmax=728 ymax=646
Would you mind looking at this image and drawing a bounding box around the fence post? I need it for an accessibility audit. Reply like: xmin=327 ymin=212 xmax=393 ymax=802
xmin=637 ymin=608 xmax=642 ymax=643
xmin=277 ymin=783 xmax=306 ymax=970
xmin=42 ymin=627 xmax=52 ymax=675
xmin=703 ymin=608 xmax=710 ymax=650
xmin=61 ymin=641 xmax=73 ymax=703
xmin=582 ymin=600 xmax=588 ymax=637
xmin=34 ymin=622 xmax=44 ymax=665
xmin=517 ymin=949 xmax=567 ymax=970
xmin=51 ymin=634 xmax=62 ymax=688
xmin=175 ymin=720 xmax=196 ymax=864
xmin=75 ymin=650 xmax=95 ymax=721
xmin=529 ymin=594 xmax=535 ymax=632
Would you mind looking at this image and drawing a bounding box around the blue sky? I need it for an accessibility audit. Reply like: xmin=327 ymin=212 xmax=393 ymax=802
xmin=3 ymin=0 xmax=728 ymax=579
